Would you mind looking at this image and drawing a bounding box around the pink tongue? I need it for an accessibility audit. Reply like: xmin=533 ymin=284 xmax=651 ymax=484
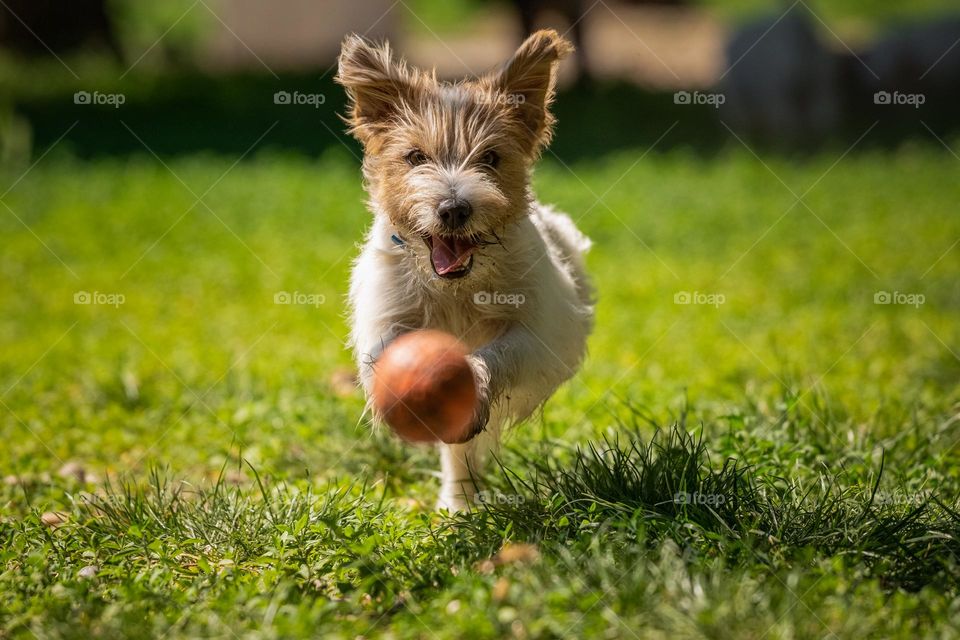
xmin=431 ymin=236 xmax=473 ymax=275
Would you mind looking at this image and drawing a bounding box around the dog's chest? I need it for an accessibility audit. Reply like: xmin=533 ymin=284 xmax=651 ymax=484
xmin=416 ymin=290 xmax=513 ymax=351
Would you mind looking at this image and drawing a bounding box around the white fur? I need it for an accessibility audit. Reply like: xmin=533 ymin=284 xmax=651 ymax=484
xmin=349 ymin=202 xmax=594 ymax=510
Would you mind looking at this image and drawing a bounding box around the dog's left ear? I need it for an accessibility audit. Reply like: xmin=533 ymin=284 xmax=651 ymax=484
xmin=490 ymin=29 xmax=573 ymax=153
xmin=336 ymin=35 xmax=417 ymax=145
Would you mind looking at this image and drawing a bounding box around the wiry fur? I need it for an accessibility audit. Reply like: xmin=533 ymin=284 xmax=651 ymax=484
xmin=337 ymin=30 xmax=593 ymax=510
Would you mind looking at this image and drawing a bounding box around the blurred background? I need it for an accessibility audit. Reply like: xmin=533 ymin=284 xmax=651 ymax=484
xmin=2 ymin=0 xmax=959 ymax=161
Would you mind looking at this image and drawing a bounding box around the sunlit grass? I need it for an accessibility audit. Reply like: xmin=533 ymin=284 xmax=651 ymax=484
xmin=1 ymin=136 xmax=959 ymax=637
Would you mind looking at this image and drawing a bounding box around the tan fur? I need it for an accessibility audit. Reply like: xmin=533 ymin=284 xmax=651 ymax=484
xmin=336 ymin=30 xmax=593 ymax=511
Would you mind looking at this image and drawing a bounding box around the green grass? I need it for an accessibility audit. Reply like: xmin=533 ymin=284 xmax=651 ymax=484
xmin=2 ymin=73 xmax=960 ymax=636
xmin=698 ymin=0 xmax=959 ymax=25
xmin=402 ymin=0 xmax=960 ymax=37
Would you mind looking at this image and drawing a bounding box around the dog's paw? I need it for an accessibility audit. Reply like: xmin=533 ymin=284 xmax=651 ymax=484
xmin=436 ymin=493 xmax=469 ymax=512
xmin=436 ymin=484 xmax=482 ymax=512
xmin=449 ymin=354 xmax=490 ymax=443
xmin=470 ymin=391 xmax=491 ymax=434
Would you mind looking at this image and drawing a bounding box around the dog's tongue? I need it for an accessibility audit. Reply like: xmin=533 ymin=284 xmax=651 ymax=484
xmin=431 ymin=235 xmax=476 ymax=275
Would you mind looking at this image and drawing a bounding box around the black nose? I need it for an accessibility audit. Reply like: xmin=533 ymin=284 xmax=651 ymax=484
xmin=437 ymin=198 xmax=472 ymax=230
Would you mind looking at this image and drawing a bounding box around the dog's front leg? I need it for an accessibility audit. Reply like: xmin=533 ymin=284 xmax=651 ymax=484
xmin=469 ymin=320 xmax=584 ymax=431
xmin=437 ymin=322 xmax=584 ymax=511
xmin=435 ymin=354 xmax=491 ymax=511
xmin=437 ymin=439 xmax=488 ymax=511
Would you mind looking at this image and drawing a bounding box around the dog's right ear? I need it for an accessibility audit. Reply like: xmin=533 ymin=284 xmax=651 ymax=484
xmin=336 ymin=35 xmax=414 ymax=144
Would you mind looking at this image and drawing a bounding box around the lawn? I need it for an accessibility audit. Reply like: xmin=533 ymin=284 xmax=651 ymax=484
xmin=2 ymin=65 xmax=960 ymax=638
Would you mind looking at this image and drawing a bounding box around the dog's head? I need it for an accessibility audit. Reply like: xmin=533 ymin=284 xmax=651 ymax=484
xmin=336 ymin=30 xmax=572 ymax=281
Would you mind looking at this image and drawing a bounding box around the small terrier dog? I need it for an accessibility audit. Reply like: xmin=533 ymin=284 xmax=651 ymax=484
xmin=337 ymin=30 xmax=594 ymax=510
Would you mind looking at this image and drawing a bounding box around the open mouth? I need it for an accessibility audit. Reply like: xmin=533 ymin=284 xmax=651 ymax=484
xmin=425 ymin=234 xmax=477 ymax=279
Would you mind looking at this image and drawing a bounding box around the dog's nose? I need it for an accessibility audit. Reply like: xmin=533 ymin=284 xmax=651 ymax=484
xmin=437 ymin=198 xmax=472 ymax=230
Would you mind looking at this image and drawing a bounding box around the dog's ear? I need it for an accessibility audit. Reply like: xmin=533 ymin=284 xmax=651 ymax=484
xmin=336 ymin=35 xmax=416 ymax=144
xmin=491 ymin=29 xmax=573 ymax=153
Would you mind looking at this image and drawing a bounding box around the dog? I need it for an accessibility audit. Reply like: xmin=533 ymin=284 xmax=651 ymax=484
xmin=336 ymin=29 xmax=594 ymax=511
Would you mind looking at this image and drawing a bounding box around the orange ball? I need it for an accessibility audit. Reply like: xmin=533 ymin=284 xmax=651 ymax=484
xmin=372 ymin=330 xmax=478 ymax=444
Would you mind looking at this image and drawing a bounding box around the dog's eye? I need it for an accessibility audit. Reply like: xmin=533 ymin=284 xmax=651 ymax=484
xmin=478 ymin=150 xmax=499 ymax=169
xmin=405 ymin=149 xmax=429 ymax=167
